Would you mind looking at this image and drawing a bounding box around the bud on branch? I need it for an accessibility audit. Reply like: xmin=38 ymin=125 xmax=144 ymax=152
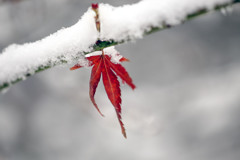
xmin=92 ymin=3 xmax=100 ymax=32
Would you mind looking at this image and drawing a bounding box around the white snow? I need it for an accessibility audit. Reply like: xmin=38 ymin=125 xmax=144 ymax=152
xmin=0 ymin=0 xmax=233 ymax=86
xmin=99 ymin=0 xmax=232 ymax=41
xmin=0 ymin=8 xmax=98 ymax=84
xmin=104 ymin=47 xmax=124 ymax=64
xmin=84 ymin=47 xmax=124 ymax=65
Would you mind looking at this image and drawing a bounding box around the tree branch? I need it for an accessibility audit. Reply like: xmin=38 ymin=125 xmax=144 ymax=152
xmin=0 ymin=0 xmax=239 ymax=91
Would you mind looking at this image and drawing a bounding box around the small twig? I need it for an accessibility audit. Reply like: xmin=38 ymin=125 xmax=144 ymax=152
xmin=92 ymin=3 xmax=101 ymax=32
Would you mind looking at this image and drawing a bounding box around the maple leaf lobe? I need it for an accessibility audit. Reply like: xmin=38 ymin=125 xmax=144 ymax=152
xmin=89 ymin=57 xmax=104 ymax=116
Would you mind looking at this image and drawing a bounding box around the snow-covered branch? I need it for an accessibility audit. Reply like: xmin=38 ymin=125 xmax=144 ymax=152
xmin=0 ymin=0 xmax=239 ymax=91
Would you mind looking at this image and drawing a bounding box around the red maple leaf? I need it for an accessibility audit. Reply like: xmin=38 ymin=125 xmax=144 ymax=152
xmin=70 ymin=49 xmax=135 ymax=138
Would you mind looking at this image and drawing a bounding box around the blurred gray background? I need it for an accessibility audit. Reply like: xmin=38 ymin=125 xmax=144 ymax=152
xmin=0 ymin=0 xmax=240 ymax=160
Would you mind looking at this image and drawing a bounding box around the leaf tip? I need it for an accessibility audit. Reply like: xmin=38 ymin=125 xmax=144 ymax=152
xmin=122 ymin=129 xmax=127 ymax=139
xmin=97 ymin=109 xmax=105 ymax=117
xmin=120 ymin=57 xmax=130 ymax=62
xmin=70 ymin=64 xmax=82 ymax=70
xmin=131 ymin=84 xmax=136 ymax=90
xmin=90 ymin=93 xmax=105 ymax=117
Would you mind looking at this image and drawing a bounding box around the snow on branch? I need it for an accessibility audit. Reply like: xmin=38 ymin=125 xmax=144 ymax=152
xmin=0 ymin=0 xmax=239 ymax=91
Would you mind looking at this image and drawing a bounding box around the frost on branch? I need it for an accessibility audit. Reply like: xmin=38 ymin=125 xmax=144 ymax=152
xmin=0 ymin=0 xmax=237 ymax=90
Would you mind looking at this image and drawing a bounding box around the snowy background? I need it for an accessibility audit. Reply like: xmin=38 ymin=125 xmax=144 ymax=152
xmin=0 ymin=0 xmax=240 ymax=160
